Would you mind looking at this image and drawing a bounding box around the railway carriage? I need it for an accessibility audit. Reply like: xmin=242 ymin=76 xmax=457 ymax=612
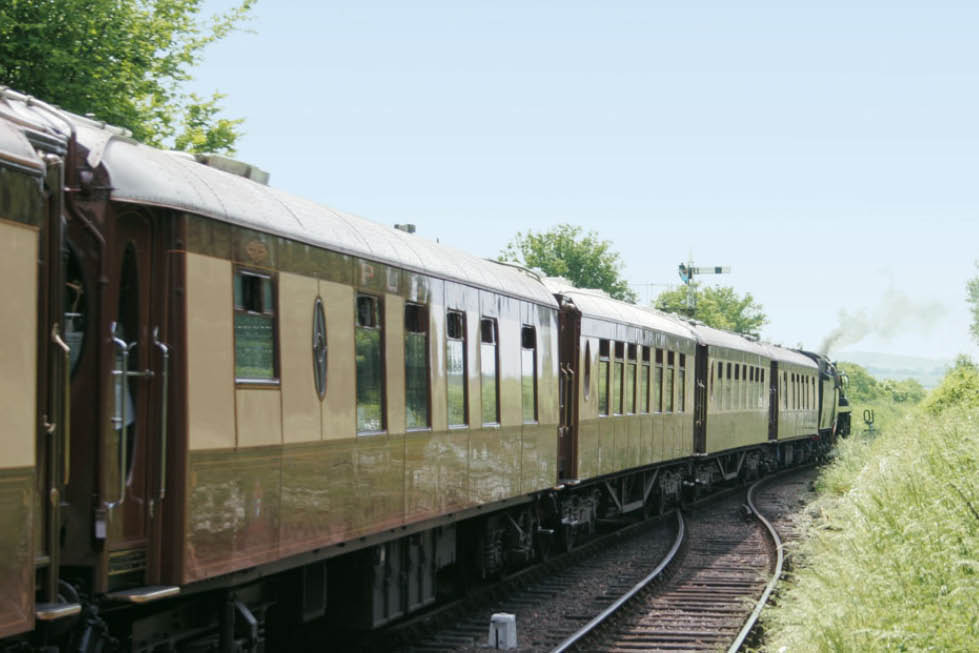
xmin=688 ymin=323 xmax=773 ymax=453
xmin=545 ymin=279 xmax=699 ymax=522
xmin=548 ymin=280 xmax=698 ymax=479
xmin=0 ymin=87 xmax=847 ymax=652
xmin=2 ymin=89 xmax=566 ymax=646
xmin=766 ymin=344 xmax=820 ymax=444
xmin=0 ymin=94 xmax=79 ymax=641
xmin=0 ymin=96 xmax=47 ymax=643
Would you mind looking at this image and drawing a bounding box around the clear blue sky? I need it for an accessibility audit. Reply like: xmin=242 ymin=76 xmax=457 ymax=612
xmin=190 ymin=0 xmax=979 ymax=361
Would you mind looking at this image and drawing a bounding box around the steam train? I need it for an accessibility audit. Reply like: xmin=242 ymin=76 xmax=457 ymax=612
xmin=0 ymin=88 xmax=850 ymax=652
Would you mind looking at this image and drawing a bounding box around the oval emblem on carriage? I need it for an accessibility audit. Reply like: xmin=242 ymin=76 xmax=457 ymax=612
xmin=246 ymin=240 xmax=269 ymax=263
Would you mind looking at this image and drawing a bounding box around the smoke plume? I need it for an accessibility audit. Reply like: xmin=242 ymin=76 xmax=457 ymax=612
xmin=819 ymin=286 xmax=947 ymax=355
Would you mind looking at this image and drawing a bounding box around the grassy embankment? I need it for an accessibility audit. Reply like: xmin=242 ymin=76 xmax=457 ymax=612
xmin=759 ymin=359 xmax=979 ymax=651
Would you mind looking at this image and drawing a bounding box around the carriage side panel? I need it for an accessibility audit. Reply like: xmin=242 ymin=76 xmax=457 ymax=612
xmin=0 ymin=219 xmax=38 ymax=638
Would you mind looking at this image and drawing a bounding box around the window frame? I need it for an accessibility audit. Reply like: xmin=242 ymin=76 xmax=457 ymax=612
xmin=640 ymin=346 xmax=650 ymax=413
xmin=583 ymin=340 xmax=592 ymax=401
xmin=520 ymin=325 xmax=539 ymax=424
xmin=446 ymin=309 xmax=468 ymax=428
xmin=355 ymin=293 xmax=386 ymax=434
xmin=598 ymin=339 xmax=611 ymax=416
xmin=612 ymin=341 xmax=625 ymax=415
xmin=233 ymin=266 xmax=280 ymax=385
xmin=677 ymin=352 xmax=686 ymax=413
xmin=404 ymin=302 xmax=431 ymax=431
xmin=625 ymin=343 xmax=637 ymax=414
xmin=312 ymin=296 xmax=327 ymax=399
xmin=479 ymin=317 xmax=501 ymax=426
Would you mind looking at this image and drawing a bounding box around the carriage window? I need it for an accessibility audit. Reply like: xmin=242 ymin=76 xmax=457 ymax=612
xmin=612 ymin=341 xmax=624 ymax=414
xmin=626 ymin=344 xmax=637 ymax=414
xmin=521 ymin=326 xmax=538 ymax=423
xmin=742 ymin=364 xmax=748 ymax=409
xmin=356 ymin=294 xmax=384 ymax=432
xmin=480 ymin=318 xmax=500 ymax=424
xmin=709 ymin=361 xmax=715 ymax=404
xmin=583 ymin=341 xmax=592 ymax=401
xmin=64 ymin=243 xmax=88 ymax=374
xmin=734 ymin=362 xmax=740 ymax=409
xmin=726 ymin=362 xmax=732 ymax=410
xmin=447 ymin=311 xmax=467 ymax=427
xmin=598 ymin=339 xmax=610 ymax=416
xmin=665 ymin=351 xmax=675 ymax=413
xmin=678 ymin=353 xmax=686 ymax=413
xmin=234 ymin=268 xmax=277 ymax=380
xmin=405 ymin=303 xmax=429 ymax=429
xmin=654 ymin=349 xmax=664 ymax=412
xmin=313 ymin=298 xmax=327 ymax=399
xmin=640 ymin=346 xmax=650 ymax=413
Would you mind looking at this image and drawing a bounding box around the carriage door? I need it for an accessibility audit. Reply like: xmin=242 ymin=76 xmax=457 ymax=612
xmin=768 ymin=361 xmax=779 ymax=440
xmin=557 ymin=304 xmax=581 ymax=481
xmin=693 ymin=345 xmax=708 ymax=454
xmin=101 ymin=212 xmax=168 ymax=593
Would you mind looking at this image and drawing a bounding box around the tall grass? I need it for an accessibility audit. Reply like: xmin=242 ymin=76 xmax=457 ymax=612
xmin=761 ymin=407 xmax=979 ymax=651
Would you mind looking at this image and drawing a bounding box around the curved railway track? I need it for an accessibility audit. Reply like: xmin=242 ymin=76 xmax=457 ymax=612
xmin=340 ymin=467 xmax=817 ymax=653
xmin=558 ymin=466 xmax=818 ymax=652
xmin=374 ymin=511 xmax=680 ymax=652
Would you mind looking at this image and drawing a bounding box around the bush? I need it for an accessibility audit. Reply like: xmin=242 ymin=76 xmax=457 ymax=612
xmin=922 ymin=356 xmax=979 ymax=415
xmin=762 ymin=407 xmax=979 ymax=651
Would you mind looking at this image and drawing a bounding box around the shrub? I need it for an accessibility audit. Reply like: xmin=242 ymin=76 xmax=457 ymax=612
xmin=922 ymin=356 xmax=979 ymax=415
xmin=763 ymin=407 xmax=979 ymax=651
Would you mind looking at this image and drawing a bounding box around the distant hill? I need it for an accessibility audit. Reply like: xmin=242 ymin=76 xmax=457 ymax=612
xmin=834 ymin=351 xmax=952 ymax=389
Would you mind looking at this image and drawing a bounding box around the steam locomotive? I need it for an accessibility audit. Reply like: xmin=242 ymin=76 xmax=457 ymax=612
xmin=0 ymin=88 xmax=849 ymax=652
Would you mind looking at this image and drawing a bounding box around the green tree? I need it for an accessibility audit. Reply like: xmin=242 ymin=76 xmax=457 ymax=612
xmin=879 ymin=378 xmax=927 ymax=404
xmin=835 ymin=362 xmax=883 ymax=404
xmin=0 ymin=0 xmax=253 ymax=153
xmin=499 ymin=224 xmax=637 ymax=303
xmin=654 ymin=284 xmax=767 ymax=338
xmin=922 ymin=356 xmax=979 ymax=415
xmin=967 ymin=262 xmax=979 ymax=344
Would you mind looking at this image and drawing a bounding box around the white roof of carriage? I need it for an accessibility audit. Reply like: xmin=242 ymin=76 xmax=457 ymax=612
xmin=665 ymin=316 xmax=817 ymax=369
xmin=99 ymin=131 xmax=555 ymax=305
xmin=544 ymin=278 xmax=697 ymax=341
xmin=0 ymin=89 xmax=556 ymax=306
xmin=0 ymin=94 xmax=47 ymax=174
xmin=763 ymin=343 xmax=819 ymax=369
xmin=685 ymin=322 xmax=772 ymax=358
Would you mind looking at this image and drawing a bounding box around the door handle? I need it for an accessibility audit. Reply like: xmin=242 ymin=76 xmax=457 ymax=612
xmin=109 ymin=322 xmax=131 ymax=507
xmin=153 ymin=327 xmax=170 ymax=502
xmin=51 ymin=325 xmax=71 ymax=484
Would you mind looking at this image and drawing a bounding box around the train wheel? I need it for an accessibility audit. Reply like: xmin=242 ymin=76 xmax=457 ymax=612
xmin=559 ymin=523 xmax=576 ymax=552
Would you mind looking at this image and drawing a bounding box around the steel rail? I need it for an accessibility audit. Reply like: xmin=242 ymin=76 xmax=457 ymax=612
xmin=550 ymin=509 xmax=685 ymax=653
xmin=726 ymin=471 xmax=794 ymax=653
